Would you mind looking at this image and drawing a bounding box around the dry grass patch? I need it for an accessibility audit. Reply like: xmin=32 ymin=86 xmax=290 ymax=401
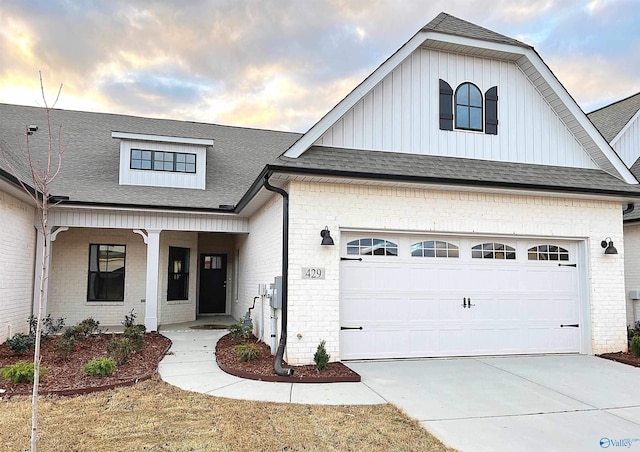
xmin=0 ymin=375 xmax=454 ymax=451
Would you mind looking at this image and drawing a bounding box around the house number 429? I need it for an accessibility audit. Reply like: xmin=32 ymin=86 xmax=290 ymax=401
xmin=302 ymin=267 xmax=325 ymax=280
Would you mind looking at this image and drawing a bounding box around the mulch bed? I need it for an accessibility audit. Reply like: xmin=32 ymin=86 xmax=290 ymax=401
xmin=598 ymin=351 xmax=640 ymax=367
xmin=0 ymin=332 xmax=171 ymax=397
xmin=215 ymin=334 xmax=361 ymax=383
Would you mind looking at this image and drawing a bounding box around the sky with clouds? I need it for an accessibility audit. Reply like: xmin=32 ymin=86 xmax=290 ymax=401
xmin=1 ymin=0 xmax=639 ymax=132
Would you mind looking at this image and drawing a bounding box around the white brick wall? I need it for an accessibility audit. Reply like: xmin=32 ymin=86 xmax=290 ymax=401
xmin=235 ymin=192 xmax=284 ymax=355
xmin=0 ymin=190 xmax=36 ymax=341
xmin=623 ymin=223 xmax=640 ymax=326
xmin=159 ymin=231 xmax=198 ymax=324
xmin=48 ymin=228 xmax=148 ymax=327
xmin=285 ymin=181 xmax=627 ymax=364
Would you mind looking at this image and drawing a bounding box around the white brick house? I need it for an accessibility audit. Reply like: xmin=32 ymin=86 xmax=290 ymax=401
xmin=589 ymin=92 xmax=640 ymax=327
xmin=2 ymin=13 xmax=640 ymax=366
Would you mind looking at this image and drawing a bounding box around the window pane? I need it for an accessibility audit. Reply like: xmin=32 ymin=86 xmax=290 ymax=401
xmin=456 ymin=106 xmax=469 ymax=128
xmin=457 ymin=83 xmax=468 ymax=101
xmin=131 ymin=150 xmax=141 ymax=159
xmin=470 ymin=107 xmax=482 ymax=130
xmin=449 ymin=249 xmax=459 ymax=258
xmin=186 ymin=154 xmax=196 ymax=164
xmin=469 ymin=86 xmax=482 ymax=106
xmin=185 ymin=163 xmax=196 ymax=173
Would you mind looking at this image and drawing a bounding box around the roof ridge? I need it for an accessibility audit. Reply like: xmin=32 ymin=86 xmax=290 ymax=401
xmin=422 ymin=11 xmax=531 ymax=49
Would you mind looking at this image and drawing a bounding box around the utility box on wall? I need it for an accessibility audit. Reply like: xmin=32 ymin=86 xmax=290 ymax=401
xmin=269 ymin=276 xmax=282 ymax=309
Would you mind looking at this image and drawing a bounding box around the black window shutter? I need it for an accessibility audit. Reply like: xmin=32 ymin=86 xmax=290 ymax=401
xmin=439 ymin=79 xmax=453 ymax=131
xmin=485 ymin=86 xmax=498 ymax=135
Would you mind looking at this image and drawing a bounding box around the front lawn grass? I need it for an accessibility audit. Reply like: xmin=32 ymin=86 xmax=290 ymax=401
xmin=1 ymin=375 xmax=454 ymax=451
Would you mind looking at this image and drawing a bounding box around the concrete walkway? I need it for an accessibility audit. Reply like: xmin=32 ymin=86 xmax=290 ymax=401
xmin=158 ymin=329 xmax=640 ymax=451
xmin=157 ymin=329 xmax=385 ymax=405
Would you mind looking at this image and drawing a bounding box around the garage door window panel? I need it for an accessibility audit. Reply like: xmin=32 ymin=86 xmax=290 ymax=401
xmin=528 ymin=245 xmax=569 ymax=261
xmin=472 ymin=242 xmax=516 ymax=259
xmin=411 ymin=240 xmax=459 ymax=258
xmin=347 ymin=238 xmax=398 ymax=256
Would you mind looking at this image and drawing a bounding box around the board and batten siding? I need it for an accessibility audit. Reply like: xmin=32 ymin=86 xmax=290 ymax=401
xmin=315 ymin=48 xmax=597 ymax=169
xmin=611 ymin=111 xmax=640 ymax=167
xmin=49 ymin=209 xmax=248 ymax=233
xmin=0 ymin=191 xmax=36 ymax=341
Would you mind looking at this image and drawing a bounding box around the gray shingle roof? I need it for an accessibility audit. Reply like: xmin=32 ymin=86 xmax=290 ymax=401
xmin=588 ymin=92 xmax=640 ymax=143
xmin=423 ymin=12 xmax=531 ymax=49
xmin=275 ymin=146 xmax=640 ymax=197
xmin=0 ymin=103 xmax=300 ymax=210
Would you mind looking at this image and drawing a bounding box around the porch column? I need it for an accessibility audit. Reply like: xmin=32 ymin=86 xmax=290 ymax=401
xmin=144 ymin=229 xmax=161 ymax=331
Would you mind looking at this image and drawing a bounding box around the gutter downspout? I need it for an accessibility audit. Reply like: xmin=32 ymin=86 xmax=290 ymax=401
xmin=623 ymin=203 xmax=635 ymax=215
xmin=263 ymin=174 xmax=294 ymax=376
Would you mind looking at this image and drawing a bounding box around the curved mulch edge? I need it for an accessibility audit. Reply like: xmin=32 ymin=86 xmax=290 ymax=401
xmin=598 ymin=352 xmax=640 ymax=368
xmin=6 ymin=339 xmax=173 ymax=397
xmin=216 ymin=360 xmax=361 ymax=383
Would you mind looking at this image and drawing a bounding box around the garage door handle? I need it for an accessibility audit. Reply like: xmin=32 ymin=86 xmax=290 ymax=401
xmin=558 ymin=264 xmax=577 ymax=267
xmin=560 ymin=324 xmax=579 ymax=328
xmin=341 ymin=257 xmax=363 ymax=261
xmin=341 ymin=326 xmax=363 ymax=330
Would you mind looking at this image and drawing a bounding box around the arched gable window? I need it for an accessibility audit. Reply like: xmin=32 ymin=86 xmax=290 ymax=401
xmin=347 ymin=238 xmax=398 ymax=256
xmin=455 ymin=82 xmax=483 ymax=131
xmin=411 ymin=240 xmax=459 ymax=258
xmin=440 ymin=80 xmax=498 ymax=134
xmin=528 ymin=245 xmax=569 ymax=261
xmin=472 ymin=242 xmax=516 ymax=259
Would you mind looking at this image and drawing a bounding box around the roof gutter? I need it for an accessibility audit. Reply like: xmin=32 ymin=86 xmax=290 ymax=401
xmin=262 ymin=172 xmax=293 ymax=377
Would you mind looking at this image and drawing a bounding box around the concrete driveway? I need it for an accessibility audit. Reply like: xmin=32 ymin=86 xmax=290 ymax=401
xmin=348 ymin=355 xmax=640 ymax=452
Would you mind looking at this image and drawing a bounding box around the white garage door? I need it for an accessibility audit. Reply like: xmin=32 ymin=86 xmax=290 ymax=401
xmin=340 ymin=234 xmax=582 ymax=360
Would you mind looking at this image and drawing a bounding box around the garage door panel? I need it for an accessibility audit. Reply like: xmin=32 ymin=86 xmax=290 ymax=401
xmin=526 ymin=297 xmax=577 ymax=320
xmin=340 ymin=235 xmax=581 ymax=359
xmin=408 ymin=265 xmax=467 ymax=291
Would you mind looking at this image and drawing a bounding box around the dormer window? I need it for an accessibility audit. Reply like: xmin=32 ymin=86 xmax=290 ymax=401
xmin=130 ymin=150 xmax=197 ymax=173
xmin=113 ymin=132 xmax=212 ymax=190
xmin=439 ymin=79 xmax=498 ymax=135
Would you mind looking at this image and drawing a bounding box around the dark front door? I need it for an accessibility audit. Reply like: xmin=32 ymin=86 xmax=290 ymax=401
xmin=199 ymin=254 xmax=227 ymax=314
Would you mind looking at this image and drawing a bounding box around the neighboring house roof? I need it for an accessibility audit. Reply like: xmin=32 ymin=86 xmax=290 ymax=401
xmin=273 ymin=146 xmax=640 ymax=198
xmin=0 ymin=103 xmax=301 ymax=211
xmin=588 ymin=92 xmax=640 ymax=143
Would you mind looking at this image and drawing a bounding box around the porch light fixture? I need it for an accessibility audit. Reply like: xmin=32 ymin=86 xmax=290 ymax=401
xmin=601 ymin=237 xmax=618 ymax=255
xmin=320 ymin=226 xmax=334 ymax=246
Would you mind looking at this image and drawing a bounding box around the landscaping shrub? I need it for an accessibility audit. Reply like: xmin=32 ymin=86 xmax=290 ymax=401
xmin=107 ymin=337 xmax=133 ymax=365
xmin=83 ymin=358 xmax=116 ymax=377
xmin=124 ymin=325 xmax=146 ymax=351
xmin=314 ymin=340 xmax=330 ymax=371
xmin=235 ymin=343 xmax=260 ymax=362
xmin=0 ymin=362 xmax=48 ymax=384
xmin=77 ymin=317 xmax=102 ymax=336
xmin=56 ymin=335 xmax=80 ymax=358
xmin=122 ymin=309 xmax=138 ymax=328
xmin=631 ymin=336 xmax=640 ymax=358
xmin=628 ymin=321 xmax=640 ymax=346
xmin=6 ymin=333 xmax=34 ymax=355
xmin=229 ymin=319 xmax=252 ymax=342
xmin=28 ymin=314 xmax=65 ymax=339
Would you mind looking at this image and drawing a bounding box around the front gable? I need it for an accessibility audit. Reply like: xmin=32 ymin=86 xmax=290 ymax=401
xmin=284 ymin=12 xmax=636 ymax=184
xmin=313 ymin=47 xmax=597 ymax=169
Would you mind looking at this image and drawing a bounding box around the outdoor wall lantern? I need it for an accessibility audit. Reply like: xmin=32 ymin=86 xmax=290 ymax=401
xmin=320 ymin=226 xmax=334 ymax=246
xmin=601 ymin=237 xmax=618 ymax=255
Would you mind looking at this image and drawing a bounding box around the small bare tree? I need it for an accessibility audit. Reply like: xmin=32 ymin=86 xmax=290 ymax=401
xmin=0 ymin=73 xmax=66 ymax=452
